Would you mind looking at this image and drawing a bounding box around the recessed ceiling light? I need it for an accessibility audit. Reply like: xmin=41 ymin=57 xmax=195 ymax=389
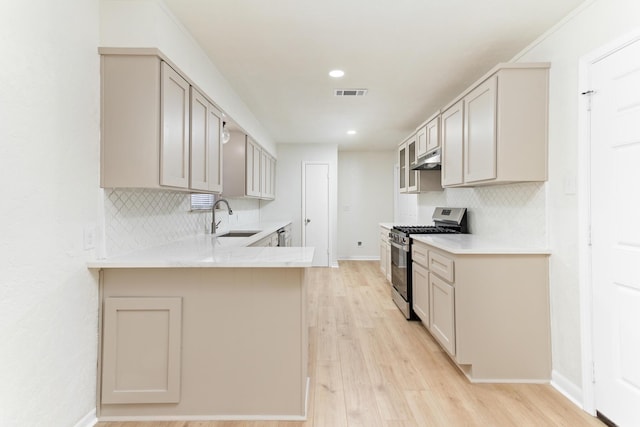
xmin=329 ymin=69 xmax=345 ymax=78
xmin=347 ymin=130 xmax=357 ymax=135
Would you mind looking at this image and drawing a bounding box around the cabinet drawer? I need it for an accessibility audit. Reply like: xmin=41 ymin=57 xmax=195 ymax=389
xmin=428 ymin=251 xmax=454 ymax=282
xmin=412 ymin=243 xmax=428 ymax=267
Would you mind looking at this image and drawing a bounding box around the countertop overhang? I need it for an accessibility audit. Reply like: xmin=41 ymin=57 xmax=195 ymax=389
xmin=88 ymin=221 xmax=314 ymax=268
xmin=410 ymin=234 xmax=551 ymax=255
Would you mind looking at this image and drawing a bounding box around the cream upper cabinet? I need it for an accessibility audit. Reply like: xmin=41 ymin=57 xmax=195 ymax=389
xmin=406 ymin=134 xmax=418 ymax=192
xmin=260 ymin=150 xmax=276 ymax=200
xmin=100 ymin=48 xmax=223 ymax=193
xmin=160 ymin=63 xmax=190 ymax=188
xmin=441 ymin=63 xmax=549 ymax=187
xmin=441 ymin=100 xmax=465 ymax=187
xmin=464 ymin=76 xmax=498 ymax=183
xmin=398 ymin=142 xmax=407 ymax=193
xmin=425 ymin=114 xmax=440 ymax=153
xmin=416 ymin=125 xmax=428 ymax=158
xmin=399 ymin=134 xmax=442 ymax=194
xmin=190 ymin=87 xmax=223 ymax=193
xmin=246 ymin=138 xmax=261 ymax=197
xmin=416 ymin=112 xmax=440 ymax=159
xmin=222 ymin=131 xmax=275 ymax=200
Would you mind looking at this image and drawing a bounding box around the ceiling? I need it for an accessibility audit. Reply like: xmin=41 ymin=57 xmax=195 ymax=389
xmin=163 ymin=0 xmax=584 ymax=151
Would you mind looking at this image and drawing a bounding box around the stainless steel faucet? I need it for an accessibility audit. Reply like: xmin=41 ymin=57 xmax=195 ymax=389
xmin=211 ymin=198 xmax=233 ymax=234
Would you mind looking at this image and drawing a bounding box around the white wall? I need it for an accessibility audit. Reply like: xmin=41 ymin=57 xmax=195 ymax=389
xmin=511 ymin=0 xmax=640 ymax=399
xmin=338 ymin=151 xmax=395 ymax=259
xmin=260 ymin=144 xmax=339 ymax=266
xmin=0 ymin=1 xmax=101 ymax=426
xmin=99 ymin=0 xmax=276 ymax=156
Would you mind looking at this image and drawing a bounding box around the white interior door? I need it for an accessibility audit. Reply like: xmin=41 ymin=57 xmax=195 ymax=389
xmin=302 ymin=162 xmax=329 ymax=266
xmin=591 ymin=37 xmax=640 ymax=427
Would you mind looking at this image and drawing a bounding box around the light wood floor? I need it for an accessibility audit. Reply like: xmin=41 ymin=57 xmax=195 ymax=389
xmin=97 ymin=261 xmax=602 ymax=427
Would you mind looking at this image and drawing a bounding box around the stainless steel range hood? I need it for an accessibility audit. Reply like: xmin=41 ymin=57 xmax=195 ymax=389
xmin=411 ymin=149 xmax=441 ymax=170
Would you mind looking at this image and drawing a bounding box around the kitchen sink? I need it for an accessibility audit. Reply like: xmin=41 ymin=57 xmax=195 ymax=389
xmin=222 ymin=230 xmax=260 ymax=237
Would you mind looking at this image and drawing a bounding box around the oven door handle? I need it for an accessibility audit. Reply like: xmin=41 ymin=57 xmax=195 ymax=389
xmin=390 ymin=241 xmax=408 ymax=252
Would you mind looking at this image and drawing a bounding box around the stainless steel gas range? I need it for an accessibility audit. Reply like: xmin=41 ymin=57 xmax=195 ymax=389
xmin=388 ymin=207 xmax=468 ymax=320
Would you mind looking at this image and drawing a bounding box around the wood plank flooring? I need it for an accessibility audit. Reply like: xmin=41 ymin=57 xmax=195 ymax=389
xmin=96 ymin=261 xmax=602 ymax=427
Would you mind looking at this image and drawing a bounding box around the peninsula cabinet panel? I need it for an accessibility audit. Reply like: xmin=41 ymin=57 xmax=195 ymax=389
xmin=101 ymin=297 xmax=182 ymax=404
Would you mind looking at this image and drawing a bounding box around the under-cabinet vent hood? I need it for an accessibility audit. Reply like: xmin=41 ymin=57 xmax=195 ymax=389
xmin=412 ymin=149 xmax=441 ymax=170
xmin=334 ymin=89 xmax=368 ymax=96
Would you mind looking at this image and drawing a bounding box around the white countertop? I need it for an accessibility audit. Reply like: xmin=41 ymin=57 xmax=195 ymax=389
xmin=411 ymin=234 xmax=550 ymax=255
xmin=88 ymin=221 xmax=315 ymax=268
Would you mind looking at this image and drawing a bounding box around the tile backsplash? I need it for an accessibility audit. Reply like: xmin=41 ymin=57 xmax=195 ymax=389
xmin=415 ymin=182 xmax=547 ymax=246
xmin=99 ymin=189 xmax=260 ymax=258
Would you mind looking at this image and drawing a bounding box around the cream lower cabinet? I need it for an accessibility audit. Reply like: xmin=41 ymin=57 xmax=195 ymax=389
xmin=380 ymin=227 xmax=392 ymax=283
xmin=251 ymin=231 xmax=279 ymax=247
xmin=411 ymin=240 xmax=551 ymax=382
xmin=441 ymin=63 xmax=549 ymax=187
xmin=411 ymin=262 xmax=430 ymax=328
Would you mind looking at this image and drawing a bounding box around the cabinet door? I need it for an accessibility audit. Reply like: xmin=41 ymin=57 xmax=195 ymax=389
xmin=412 ymin=262 xmax=430 ymax=328
xmin=441 ymin=100 xmax=464 ymax=186
xmin=101 ymin=297 xmax=182 ymax=404
xmin=430 ymin=274 xmax=455 ymax=355
xmin=207 ymin=103 xmax=223 ymax=192
xmin=426 ymin=115 xmax=440 ymax=153
xmin=386 ymin=242 xmax=392 ymax=282
xmin=190 ymin=88 xmax=222 ymax=193
xmin=416 ymin=125 xmax=428 ymax=158
xmin=245 ymin=138 xmax=261 ymax=197
xmin=407 ymin=136 xmax=418 ymax=192
xmin=464 ymin=75 xmax=497 ymax=183
xmin=269 ymin=156 xmax=277 ymax=198
xmin=190 ymin=88 xmax=208 ymax=191
xmin=398 ymin=143 xmax=407 ymax=192
xmin=160 ymin=62 xmax=190 ymax=188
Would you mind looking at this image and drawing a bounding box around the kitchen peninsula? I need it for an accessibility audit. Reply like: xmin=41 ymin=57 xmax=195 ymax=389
xmin=88 ymin=222 xmax=314 ymax=421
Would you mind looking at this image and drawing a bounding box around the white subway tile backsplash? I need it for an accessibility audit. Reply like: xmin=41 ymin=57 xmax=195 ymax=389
xmin=418 ymin=182 xmax=546 ymax=246
xmin=101 ymin=190 xmax=263 ymax=258
xmin=103 ymin=189 xmax=203 ymax=257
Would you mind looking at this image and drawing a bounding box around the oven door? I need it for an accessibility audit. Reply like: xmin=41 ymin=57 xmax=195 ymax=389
xmin=390 ymin=241 xmax=409 ymax=300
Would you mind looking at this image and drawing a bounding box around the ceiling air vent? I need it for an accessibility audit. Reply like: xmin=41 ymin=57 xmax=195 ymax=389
xmin=334 ymin=88 xmax=368 ymax=97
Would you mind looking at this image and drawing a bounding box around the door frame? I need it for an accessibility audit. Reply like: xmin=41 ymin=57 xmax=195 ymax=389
xmin=578 ymin=27 xmax=640 ymax=416
xmin=301 ymin=161 xmax=330 ymax=266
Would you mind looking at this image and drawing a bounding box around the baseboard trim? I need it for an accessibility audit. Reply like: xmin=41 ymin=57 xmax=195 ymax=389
xmin=99 ymin=414 xmax=307 ymax=422
xmin=337 ymin=256 xmax=379 ymax=261
xmin=551 ymin=370 xmax=584 ymax=409
xmin=74 ymin=408 xmax=97 ymax=427
xmin=98 ymin=378 xmax=311 ymax=423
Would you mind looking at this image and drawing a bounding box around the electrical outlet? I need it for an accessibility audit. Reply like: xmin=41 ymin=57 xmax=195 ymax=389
xmin=83 ymin=227 xmax=96 ymax=250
